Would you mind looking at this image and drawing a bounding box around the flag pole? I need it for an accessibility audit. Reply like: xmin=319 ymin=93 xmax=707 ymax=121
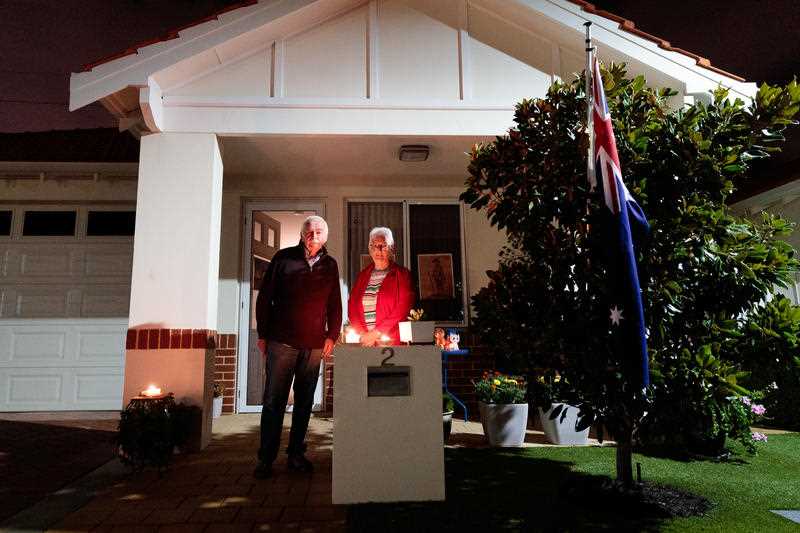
xmin=584 ymin=21 xmax=595 ymax=190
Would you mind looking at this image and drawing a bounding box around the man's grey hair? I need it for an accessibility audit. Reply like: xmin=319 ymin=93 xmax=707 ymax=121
xmin=300 ymin=215 xmax=328 ymax=236
xmin=369 ymin=226 xmax=395 ymax=248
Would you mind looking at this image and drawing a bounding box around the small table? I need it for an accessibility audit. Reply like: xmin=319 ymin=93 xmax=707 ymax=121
xmin=441 ymin=349 xmax=469 ymax=422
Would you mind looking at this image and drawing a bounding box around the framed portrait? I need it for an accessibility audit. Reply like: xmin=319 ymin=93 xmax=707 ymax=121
xmin=360 ymin=254 xmax=372 ymax=271
xmin=417 ymin=253 xmax=455 ymax=300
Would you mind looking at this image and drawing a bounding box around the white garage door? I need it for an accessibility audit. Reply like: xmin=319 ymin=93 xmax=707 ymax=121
xmin=0 ymin=205 xmax=133 ymax=411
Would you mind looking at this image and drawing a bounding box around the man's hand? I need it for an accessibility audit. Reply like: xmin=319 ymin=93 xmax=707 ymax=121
xmin=323 ymin=338 xmax=335 ymax=357
xmin=257 ymin=338 xmax=267 ymax=356
xmin=360 ymin=330 xmax=382 ymax=347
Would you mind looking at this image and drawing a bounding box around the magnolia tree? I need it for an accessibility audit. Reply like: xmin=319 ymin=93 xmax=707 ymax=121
xmin=462 ymin=64 xmax=800 ymax=481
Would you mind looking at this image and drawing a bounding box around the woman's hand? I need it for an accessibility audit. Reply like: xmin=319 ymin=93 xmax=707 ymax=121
xmin=360 ymin=330 xmax=382 ymax=347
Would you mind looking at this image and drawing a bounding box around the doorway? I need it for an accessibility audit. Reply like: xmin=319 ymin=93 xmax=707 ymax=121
xmin=237 ymin=200 xmax=326 ymax=413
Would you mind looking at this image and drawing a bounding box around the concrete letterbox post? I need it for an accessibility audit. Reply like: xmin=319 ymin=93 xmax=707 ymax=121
xmin=332 ymin=345 xmax=445 ymax=504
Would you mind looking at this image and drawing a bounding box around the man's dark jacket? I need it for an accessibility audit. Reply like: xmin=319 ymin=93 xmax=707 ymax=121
xmin=255 ymin=243 xmax=342 ymax=349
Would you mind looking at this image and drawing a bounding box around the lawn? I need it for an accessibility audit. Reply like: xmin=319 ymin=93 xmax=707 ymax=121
xmin=349 ymin=434 xmax=800 ymax=532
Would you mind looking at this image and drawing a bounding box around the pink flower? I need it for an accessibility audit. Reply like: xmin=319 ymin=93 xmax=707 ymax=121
xmin=740 ymin=397 xmax=751 ymax=406
xmin=752 ymin=432 xmax=768 ymax=442
xmin=751 ymin=404 xmax=766 ymax=416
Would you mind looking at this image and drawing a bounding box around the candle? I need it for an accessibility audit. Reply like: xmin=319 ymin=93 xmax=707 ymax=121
xmin=345 ymin=328 xmax=361 ymax=344
xmin=141 ymin=384 xmax=162 ymax=397
xmin=379 ymin=334 xmax=391 ymax=344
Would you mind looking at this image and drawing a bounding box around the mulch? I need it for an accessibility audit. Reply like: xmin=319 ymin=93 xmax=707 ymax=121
xmin=0 ymin=418 xmax=118 ymax=523
xmin=560 ymin=477 xmax=712 ymax=519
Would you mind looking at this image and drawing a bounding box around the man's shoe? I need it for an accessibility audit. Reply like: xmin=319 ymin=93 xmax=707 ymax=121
xmin=253 ymin=461 xmax=273 ymax=479
xmin=287 ymin=453 xmax=314 ymax=473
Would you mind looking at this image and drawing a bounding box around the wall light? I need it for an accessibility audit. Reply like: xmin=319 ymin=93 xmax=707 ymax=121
xmin=398 ymin=145 xmax=430 ymax=162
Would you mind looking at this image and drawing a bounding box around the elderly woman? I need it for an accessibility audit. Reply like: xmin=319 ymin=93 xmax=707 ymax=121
xmin=348 ymin=227 xmax=415 ymax=346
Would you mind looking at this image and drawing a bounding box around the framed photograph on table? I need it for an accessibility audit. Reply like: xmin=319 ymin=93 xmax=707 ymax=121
xmin=417 ymin=253 xmax=454 ymax=300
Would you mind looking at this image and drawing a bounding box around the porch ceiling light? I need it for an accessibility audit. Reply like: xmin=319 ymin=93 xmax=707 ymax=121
xmin=398 ymin=145 xmax=430 ymax=162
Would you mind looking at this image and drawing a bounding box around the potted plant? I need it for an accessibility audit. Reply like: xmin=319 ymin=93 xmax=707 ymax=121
xmin=474 ymin=371 xmax=528 ymax=447
xmin=530 ymin=372 xmax=590 ymax=445
xmin=116 ymin=394 xmax=200 ymax=472
xmin=212 ymin=382 xmax=225 ymax=418
xmin=443 ymin=392 xmax=455 ymax=443
xmin=398 ymin=308 xmax=436 ymax=344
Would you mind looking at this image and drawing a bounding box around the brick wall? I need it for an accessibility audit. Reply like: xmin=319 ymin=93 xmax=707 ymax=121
xmin=214 ymin=333 xmax=238 ymax=414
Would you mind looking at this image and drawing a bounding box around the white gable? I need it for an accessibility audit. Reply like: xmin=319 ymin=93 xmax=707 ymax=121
xmin=69 ymin=0 xmax=757 ymax=137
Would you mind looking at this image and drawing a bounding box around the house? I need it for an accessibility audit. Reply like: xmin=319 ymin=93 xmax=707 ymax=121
xmin=1 ymin=0 xmax=756 ymax=446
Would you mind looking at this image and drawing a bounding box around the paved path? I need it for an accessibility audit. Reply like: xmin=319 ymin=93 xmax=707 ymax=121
xmin=7 ymin=413 xmax=605 ymax=532
xmin=0 ymin=413 xmax=118 ymax=524
xmin=48 ymin=414 xmax=342 ymax=532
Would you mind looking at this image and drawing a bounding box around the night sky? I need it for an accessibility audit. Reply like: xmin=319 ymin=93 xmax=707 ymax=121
xmin=1 ymin=0 xmax=798 ymax=133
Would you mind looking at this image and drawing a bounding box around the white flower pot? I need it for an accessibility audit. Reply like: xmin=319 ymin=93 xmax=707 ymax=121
xmin=538 ymin=404 xmax=589 ymax=445
xmin=479 ymin=401 xmax=528 ymax=447
xmin=212 ymin=395 xmax=223 ymax=418
xmin=398 ymin=321 xmax=436 ymax=343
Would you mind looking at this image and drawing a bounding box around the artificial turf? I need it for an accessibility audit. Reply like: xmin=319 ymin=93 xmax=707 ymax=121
xmin=349 ymin=434 xmax=800 ymax=532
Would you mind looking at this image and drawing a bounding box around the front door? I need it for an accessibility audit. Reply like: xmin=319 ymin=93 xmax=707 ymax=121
xmin=237 ymin=200 xmax=326 ymax=413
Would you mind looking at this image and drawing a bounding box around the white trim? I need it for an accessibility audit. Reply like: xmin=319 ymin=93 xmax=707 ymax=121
xmin=237 ymin=198 xmax=326 ymax=413
xmin=550 ymin=41 xmax=561 ymax=84
xmin=366 ymin=0 xmax=379 ymax=99
xmin=162 ymin=105 xmax=515 ymax=136
xmin=162 ymin=94 xmax=514 ymax=109
xmin=272 ymin=40 xmax=286 ymax=98
xmin=139 ymin=77 xmax=163 ymax=132
xmin=458 ymin=29 xmax=473 ymax=101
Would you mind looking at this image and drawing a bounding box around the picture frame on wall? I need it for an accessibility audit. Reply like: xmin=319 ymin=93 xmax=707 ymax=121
xmin=417 ymin=253 xmax=455 ymax=300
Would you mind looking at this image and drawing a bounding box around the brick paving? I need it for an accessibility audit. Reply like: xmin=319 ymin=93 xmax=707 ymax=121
xmin=14 ymin=410 xmax=599 ymax=532
xmin=49 ymin=414 xmax=346 ymax=532
xmin=0 ymin=413 xmax=118 ymax=523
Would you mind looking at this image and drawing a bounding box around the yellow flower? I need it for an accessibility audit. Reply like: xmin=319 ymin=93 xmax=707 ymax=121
xmin=493 ymin=379 xmax=501 ymax=386
xmin=553 ymin=375 xmax=561 ymax=383
xmin=507 ymin=379 xmax=518 ymax=385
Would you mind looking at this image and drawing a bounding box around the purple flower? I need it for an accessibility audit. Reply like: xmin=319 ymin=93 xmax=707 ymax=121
xmin=740 ymin=397 xmax=751 ymax=406
xmin=751 ymin=404 xmax=766 ymax=416
xmin=752 ymin=432 xmax=768 ymax=442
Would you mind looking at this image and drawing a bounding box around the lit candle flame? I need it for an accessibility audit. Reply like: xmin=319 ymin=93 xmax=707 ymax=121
xmin=379 ymin=334 xmax=391 ymax=343
xmin=345 ymin=328 xmax=361 ymax=344
xmin=141 ymin=384 xmax=162 ymax=397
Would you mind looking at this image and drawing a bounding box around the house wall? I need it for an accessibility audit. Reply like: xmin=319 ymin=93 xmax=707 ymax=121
xmin=216 ymin=172 xmax=506 ymax=336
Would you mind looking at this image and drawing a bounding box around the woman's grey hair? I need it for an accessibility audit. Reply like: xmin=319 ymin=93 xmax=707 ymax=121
xmin=300 ymin=215 xmax=328 ymax=236
xmin=369 ymin=226 xmax=395 ymax=248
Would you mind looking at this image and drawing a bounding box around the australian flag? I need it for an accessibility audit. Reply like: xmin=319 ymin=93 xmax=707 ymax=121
xmin=589 ymin=58 xmax=650 ymax=387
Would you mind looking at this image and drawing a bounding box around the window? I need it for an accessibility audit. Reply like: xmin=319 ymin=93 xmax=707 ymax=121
xmin=22 ymin=210 xmax=77 ymax=236
xmin=409 ymin=204 xmax=465 ymax=323
xmin=86 ymin=211 xmax=136 ymax=236
xmin=0 ymin=211 xmax=11 ymax=236
xmin=347 ymin=200 xmax=465 ymax=324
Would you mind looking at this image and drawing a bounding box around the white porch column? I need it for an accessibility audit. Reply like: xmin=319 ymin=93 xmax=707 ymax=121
xmin=123 ymin=133 xmax=223 ymax=450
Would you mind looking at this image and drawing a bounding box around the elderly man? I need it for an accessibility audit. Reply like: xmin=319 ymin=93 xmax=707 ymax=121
xmin=254 ymin=215 xmax=341 ymax=479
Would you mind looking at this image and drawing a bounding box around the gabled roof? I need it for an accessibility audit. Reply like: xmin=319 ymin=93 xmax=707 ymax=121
xmin=69 ymin=0 xmax=757 ymax=137
xmin=78 ymin=0 xmax=746 ymax=84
